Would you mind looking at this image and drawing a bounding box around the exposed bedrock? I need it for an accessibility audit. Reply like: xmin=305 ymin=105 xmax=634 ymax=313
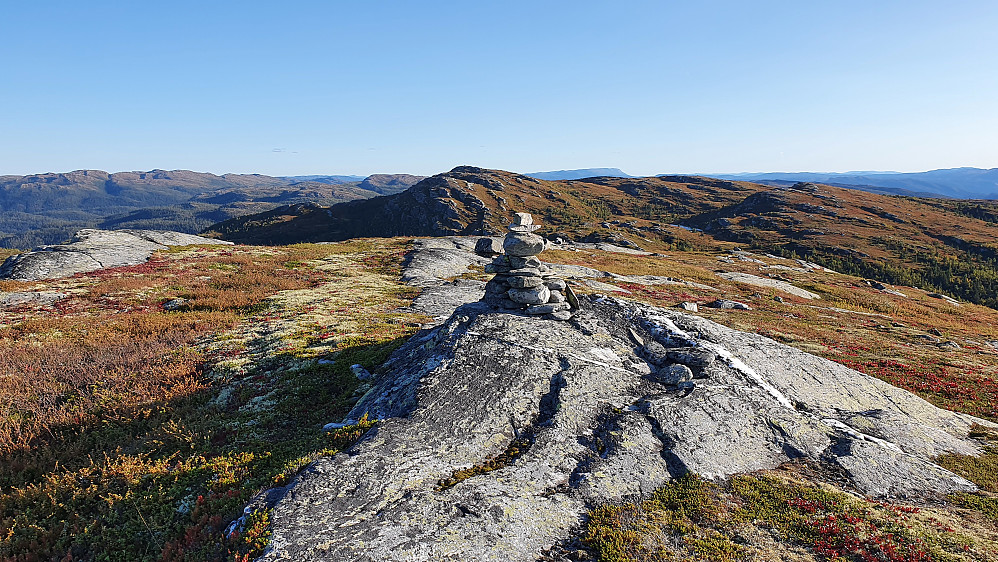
xmin=262 ymin=294 xmax=993 ymax=561
xmin=0 ymin=228 xmax=232 ymax=281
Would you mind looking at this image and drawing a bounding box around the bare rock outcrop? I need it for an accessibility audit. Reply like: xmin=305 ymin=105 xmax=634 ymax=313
xmin=0 ymin=229 xmax=232 ymax=281
xmin=261 ymin=291 xmax=992 ymax=561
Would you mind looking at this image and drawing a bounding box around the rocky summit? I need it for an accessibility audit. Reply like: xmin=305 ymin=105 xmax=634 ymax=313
xmin=257 ymin=234 xmax=995 ymax=562
xmin=0 ymin=228 xmax=232 ymax=281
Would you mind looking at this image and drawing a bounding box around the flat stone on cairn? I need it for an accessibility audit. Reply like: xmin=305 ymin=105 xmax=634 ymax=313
xmin=479 ymin=212 xmax=576 ymax=321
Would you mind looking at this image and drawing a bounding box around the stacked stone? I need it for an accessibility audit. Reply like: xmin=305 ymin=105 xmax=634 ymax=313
xmin=481 ymin=213 xmax=576 ymax=321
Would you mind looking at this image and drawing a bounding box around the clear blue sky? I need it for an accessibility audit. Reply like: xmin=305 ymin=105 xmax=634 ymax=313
xmin=2 ymin=0 xmax=996 ymax=177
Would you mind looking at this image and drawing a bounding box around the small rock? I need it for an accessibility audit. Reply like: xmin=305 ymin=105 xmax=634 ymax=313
xmin=509 ymin=256 xmax=541 ymax=269
xmin=507 ymin=276 xmax=544 ymax=289
xmin=503 ymin=233 xmax=547 ymax=257
xmin=322 ymin=420 xmax=358 ymax=431
xmin=0 ymin=291 xmax=68 ymax=308
xmin=548 ymin=291 xmax=566 ymax=303
xmin=163 ymin=297 xmax=187 ymax=310
xmin=545 ymin=279 xmax=567 ymax=291
xmin=627 ymin=328 xmax=645 ymax=346
xmin=474 ymin=237 xmax=503 ymax=256
xmin=927 ymin=292 xmax=961 ymax=306
xmin=508 ymin=285 xmax=550 ymax=305
xmin=484 ymin=262 xmax=511 ymax=274
xmin=666 ymin=347 xmax=719 ymax=368
xmin=350 ymin=364 xmax=373 ymax=381
xmin=708 ymin=299 xmax=751 ymax=310
xmin=640 ymin=341 xmax=670 ymax=366
xmin=929 ymin=328 xmax=943 ymax=337
xmin=773 ymin=296 xmax=785 ymax=303
xmin=678 ymin=301 xmax=698 ymax=312
xmin=938 ymin=341 xmax=961 ymax=350
xmin=870 ymin=281 xmax=887 ymax=290
xmin=564 ymin=284 xmax=580 ymax=310
xmin=509 ymin=267 xmax=541 ymax=276
xmin=484 ymin=278 xmax=509 ymax=294
xmin=546 ymin=310 xmax=573 ymax=321
xmin=651 ymin=364 xmax=694 ymax=385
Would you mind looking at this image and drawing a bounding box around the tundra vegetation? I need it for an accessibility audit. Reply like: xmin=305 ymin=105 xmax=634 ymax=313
xmin=0 ymin=240 xmax=424 ymax=560
xmin=2 ymin=234 xmax=997 ymax=560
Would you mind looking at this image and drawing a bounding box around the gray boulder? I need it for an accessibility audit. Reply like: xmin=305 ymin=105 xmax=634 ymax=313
xmin=474 ymin=237 xmax=503 ymax=256
xmin=0 ymin=229 xmax=233 ymax=281
xmin=261 ymin=295 xmax=991 ymax=562
xmin=503 ymin=233 xmax=546 ymax=257
xmin=651 ymin=364 xmax=694 ymax=385
xmin=708 ymin=299 xmax=751 ymax=310
xmin=508 ymin=285 xmax=550 ymax=305
xmin=0 ymin=291 xmax=67 ymax=309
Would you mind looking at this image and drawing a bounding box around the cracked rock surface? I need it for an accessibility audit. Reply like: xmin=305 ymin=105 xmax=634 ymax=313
xmin=0 ymin=229 xmax=233 ymax=281
xmin=262 ymin=290 xmax=994 ymax=561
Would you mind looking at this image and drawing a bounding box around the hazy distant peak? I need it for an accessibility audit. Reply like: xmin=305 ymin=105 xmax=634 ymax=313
xmin=707 ymin=167 xmax=998 ymax=199
xmin=525 ymin=168 xmax=632 ymax=180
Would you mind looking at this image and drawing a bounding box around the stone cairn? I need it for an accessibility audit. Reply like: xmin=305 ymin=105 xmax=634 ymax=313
xmin=478 ymin=212 xmax=577 ymax=321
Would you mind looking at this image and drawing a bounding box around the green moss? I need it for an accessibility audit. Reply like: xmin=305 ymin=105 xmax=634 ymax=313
xmin=936 ymin=426 xmax=998 ymax=494
xmin=951 ymin=493 xmax=998 ymax=522
xmin=436 ymin=432 xmax=534 ymax=491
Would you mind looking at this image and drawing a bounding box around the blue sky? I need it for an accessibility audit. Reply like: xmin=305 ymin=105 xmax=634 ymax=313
xmin=1 ymin=1 xmax=996 ymax=176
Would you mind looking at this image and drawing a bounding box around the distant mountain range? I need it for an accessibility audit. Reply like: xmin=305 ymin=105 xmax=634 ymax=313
xmin=527 ymin=167 xmax=998 ymax=199
xmin=281 ymin=175 xmax=366 ymax=184
xmin=525 ymin=168 xmax=631 ymax=180
xmin=709 ymin=168 xmax=998 ymax=199
xmin=0 ymin=170 xmax=424 ymax=248
xmin=4 ymin=164 xmax=997 ymax=249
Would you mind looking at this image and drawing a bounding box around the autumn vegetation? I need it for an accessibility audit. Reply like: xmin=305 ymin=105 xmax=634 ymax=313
xmin=2 ymin=226 xmax=997 ymax=560
xmin=0 ymin=240 xmax=423 ymax=560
